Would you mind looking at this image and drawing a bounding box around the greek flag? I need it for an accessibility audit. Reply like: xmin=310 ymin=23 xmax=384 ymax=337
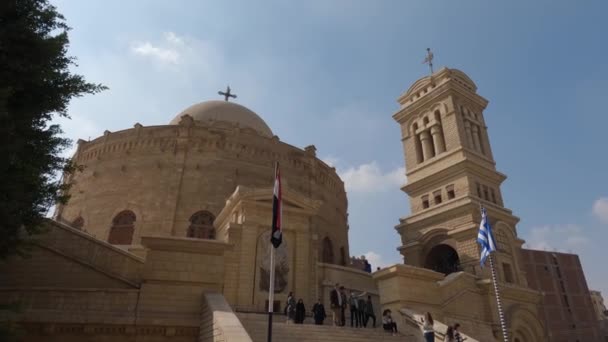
xmin=477 ymin=207 xmax=497 ymax=268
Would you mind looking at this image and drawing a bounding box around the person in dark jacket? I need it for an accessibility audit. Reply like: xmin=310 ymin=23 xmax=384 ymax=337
xmin=357 ymin=296 xmax=366 ymax=327
xmin=312 ymin=298 xmax=327 ymax=325
xmin=294 ymin=299 xmax=306 ymax=324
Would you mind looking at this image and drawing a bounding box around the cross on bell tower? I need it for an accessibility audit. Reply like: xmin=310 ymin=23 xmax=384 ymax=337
xmin=218 ymin=85 xmax=237 ymax=102
xmin=423 ymin=48 xmax=434 ymax=74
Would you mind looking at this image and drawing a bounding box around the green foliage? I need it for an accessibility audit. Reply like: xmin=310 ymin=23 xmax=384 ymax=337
xmin=0 ymin=0 xmax=107 ymax=258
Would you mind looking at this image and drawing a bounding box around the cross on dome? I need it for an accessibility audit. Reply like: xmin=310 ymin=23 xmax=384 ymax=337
xmin=218 ymin=85 xmax=237 ymax=102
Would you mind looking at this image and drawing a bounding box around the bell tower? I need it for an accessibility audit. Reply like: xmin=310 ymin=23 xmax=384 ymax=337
xmin=394 ymin=67 xmax=527 ymax=284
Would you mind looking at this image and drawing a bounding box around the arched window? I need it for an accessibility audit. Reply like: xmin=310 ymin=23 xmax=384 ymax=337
xmin=412 ymin=123 xmax=423 ymax=164
xmin=340 ymin=247 xmax=346 ymax=266
xmin=72 ymin=216 xmax=84 ymax=230
xmin=322 ymin=237 xmax=334 ymax=263
xmin=108 ymin=210 xmax=135 ymax=245
xmin=495 ymin=229 xmax=510 ymax=253
xmin=187 ymin=211 xmax=216 ymax=239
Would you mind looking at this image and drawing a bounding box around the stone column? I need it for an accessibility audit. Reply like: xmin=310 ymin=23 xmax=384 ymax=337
xmin=472 ymin=125 xmax=481 ymax=152
xmin=430 ymin=125 xmax=446 ymax=154
xmin=464 ymin=120 xmax=474 ymax=148
xmin=420 ymin=130 xmax=434 ymax=161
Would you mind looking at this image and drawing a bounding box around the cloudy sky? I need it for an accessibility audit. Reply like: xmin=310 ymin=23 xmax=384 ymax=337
xmin=51 ymin=0 xmax=607 ymax=296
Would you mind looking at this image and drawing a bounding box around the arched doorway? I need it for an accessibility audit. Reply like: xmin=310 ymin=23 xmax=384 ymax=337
xmin=424 ymin=244 xmax=461 ymax=275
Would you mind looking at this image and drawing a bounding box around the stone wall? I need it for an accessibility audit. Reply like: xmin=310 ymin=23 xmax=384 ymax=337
xmin=0 ymin=220 xmax=144 ymax=288
xmin=55 ymin=121 xmax=347 ymax=250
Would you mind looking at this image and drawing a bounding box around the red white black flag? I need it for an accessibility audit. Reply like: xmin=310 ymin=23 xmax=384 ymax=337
xmin=270 ymin=162 xmax=282 ymax=248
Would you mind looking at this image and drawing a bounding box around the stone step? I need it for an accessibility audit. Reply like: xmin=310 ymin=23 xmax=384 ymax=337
xmin=237 ymin=312 xmax=409 ymax=342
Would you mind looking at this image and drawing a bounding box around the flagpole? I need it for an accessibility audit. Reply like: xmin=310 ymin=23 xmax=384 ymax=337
xmin=488 ymin=244 xmax=509 ymax=342
xmin=267 ymin=245 xmax=275 ymax=342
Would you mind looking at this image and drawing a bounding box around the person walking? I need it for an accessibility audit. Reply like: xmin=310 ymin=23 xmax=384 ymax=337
xmin=445 ymin=326 xmax=455 ymax=342
xmin=382 ymin=309 xmax=398 ymax=335
xmin=454 ymin=323 xmax=467 ymax=342
xmin=285 ymin=292 xmax=296 ymax=324
xmin=364 ymin=295 xmax=376 ymax=327
xmin=422 ymin=312 xmax=435 ymax=342
xmin=312 ymin=298 xmax=327 ymax=325
xmin=329 ymin=283 xmax=342 ymax=326
xmin=294 ymin=299 xmax=306 ymax=324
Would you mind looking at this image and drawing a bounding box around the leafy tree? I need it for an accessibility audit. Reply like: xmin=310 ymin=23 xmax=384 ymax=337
xmin=0 ymin=0 xmax=106 ymax=258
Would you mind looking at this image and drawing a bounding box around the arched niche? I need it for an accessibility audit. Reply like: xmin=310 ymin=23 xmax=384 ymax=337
xmin=424 ymin=244 xmax=461 ymax=275
xmin=321 ymin=236 xmax=334 ymax=264
xmin=507 ymin=306 xmax=546 ymax=342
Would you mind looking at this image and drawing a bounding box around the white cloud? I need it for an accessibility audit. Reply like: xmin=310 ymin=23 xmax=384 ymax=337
xmin=129 ymin=31 xmax=223 ymax=79
xmin=339 ymin=161 xmax=405 ymax=194
xmin=132 ymin=42 xmax=180 ymax=64
xmin=163 ymin=31 xmax=183 ymax=45
xmin=363 ymin=251 xmax=391 ymax=270
xmin=592 ymin=197 xmax=608 ymax=224
xmin=523 ymin=224 xmax=590 ymax=252
xmin=321 ymin=156 xmax=340 ymax=168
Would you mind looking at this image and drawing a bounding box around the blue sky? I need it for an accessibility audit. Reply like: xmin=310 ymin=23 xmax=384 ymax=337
xmin=52 ymin=0 xmax=608 ymax=296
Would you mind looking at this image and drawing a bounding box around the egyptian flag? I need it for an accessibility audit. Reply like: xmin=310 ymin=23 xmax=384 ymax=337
xmin=270 ymin=162 xmax=282 ymax=248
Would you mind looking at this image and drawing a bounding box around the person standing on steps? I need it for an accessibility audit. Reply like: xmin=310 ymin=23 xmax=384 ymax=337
xmin=349 ymin=291 xmax=360 ymax=327
xmin=312 ymin=298 xmax=327 ymax=325
xmin=357 ymin=294 xmax=366 ymax=327
xmin=294 ymin=298 xmax=306 ymax=324
xmin=285 ymin=292 xmax=296 ymax=324
xmin=364 ymin=295 xmax=376 ymax=328
xmin=454 ymin=323 xmax=467 ymax=342
xmin=445 ymin=326 xmax=455 ymax=342
xmin=421 ymin=312 xmax=435 ymax=342
xmin=382 ymin=309 xmax=398 ymax=335
xmin=339 ymin=286 xmax=347 ymax=326
xmin=329 ymin=283 xmax=342 ymax=326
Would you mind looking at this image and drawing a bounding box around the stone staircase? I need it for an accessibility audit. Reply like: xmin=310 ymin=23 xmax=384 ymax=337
xmin=237 ymin=312 xmax=412 ymax=342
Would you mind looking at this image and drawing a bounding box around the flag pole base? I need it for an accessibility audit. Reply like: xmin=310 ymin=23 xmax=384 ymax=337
xmin=267 ymin=312 xmax=273 ymax=342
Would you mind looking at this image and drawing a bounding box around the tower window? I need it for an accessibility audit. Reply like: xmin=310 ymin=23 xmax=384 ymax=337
xmin=446 ymin=185 xmax=455 ymax=200
xmin=433 ymin=191 xmax=442 ymax=205
xmin=322 ymin=237 xmax=334 ymax=264
xmin=422 ymin=195 xmax=430 ymax=209
xmin=503 ymin=263 xmax=514 ymax=283
xmin=476 ymin=182 xmax=482 ymax=198
xmin=490 ymin=188 xmax=497 ymax=203
xmin=423 ymin=117 xmax=429 ymax=125
xmin=482 ymin=185 xmax=489 ymax=200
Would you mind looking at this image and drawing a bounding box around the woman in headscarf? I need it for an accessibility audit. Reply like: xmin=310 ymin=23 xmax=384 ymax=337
xmin=295 ymin=298 xmax=306 ymax=324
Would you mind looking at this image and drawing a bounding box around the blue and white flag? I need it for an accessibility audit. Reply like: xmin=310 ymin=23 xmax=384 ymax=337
xmin=477 ymin=207 xmax=497 ymax=268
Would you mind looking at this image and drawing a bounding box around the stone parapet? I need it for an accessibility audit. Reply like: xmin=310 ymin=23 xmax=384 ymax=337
xmin=199 ymin=292 xmax=253 ymax=342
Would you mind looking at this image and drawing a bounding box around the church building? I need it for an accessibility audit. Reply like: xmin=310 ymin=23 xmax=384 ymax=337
xmin=0 ymin=67 xmax=601 ymax=341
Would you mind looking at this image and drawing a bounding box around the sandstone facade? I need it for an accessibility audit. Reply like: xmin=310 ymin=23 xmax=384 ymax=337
xmin=1 ymin=68 xmax=601 ymax=342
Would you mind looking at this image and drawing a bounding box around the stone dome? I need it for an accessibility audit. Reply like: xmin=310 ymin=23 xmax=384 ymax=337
xmin=170 ymin=100 xmax=273 ymax=138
